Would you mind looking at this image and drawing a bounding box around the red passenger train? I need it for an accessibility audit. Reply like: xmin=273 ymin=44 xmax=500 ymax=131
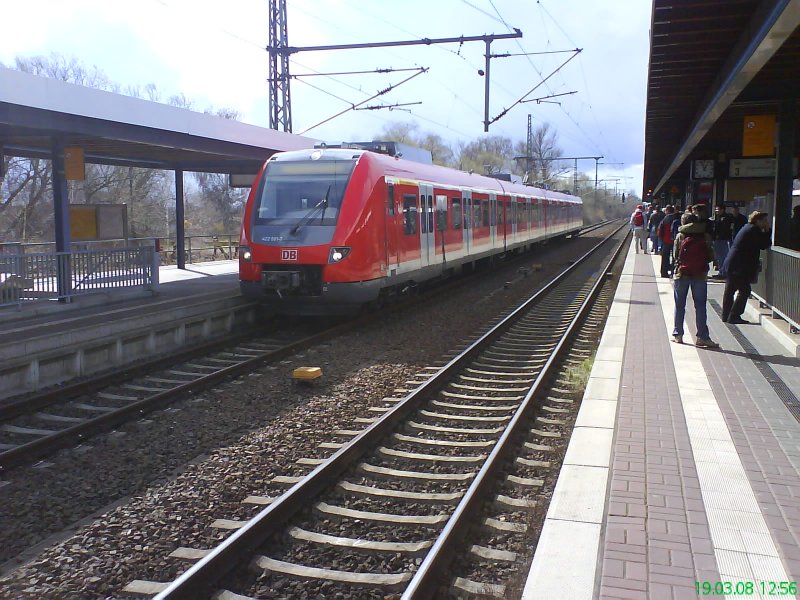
xmin=239 ymin=146 xmax=583 ymax=314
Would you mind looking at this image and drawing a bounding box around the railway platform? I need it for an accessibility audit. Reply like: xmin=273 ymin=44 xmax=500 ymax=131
xmin=524 ymin=241 xmax=800 ymax=599
xmin=0 ymin=260 xmax=254 ymax=399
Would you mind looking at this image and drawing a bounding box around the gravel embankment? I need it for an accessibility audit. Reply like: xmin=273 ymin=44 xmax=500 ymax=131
xmin=0 ymin=230 xmax=612 ymax=599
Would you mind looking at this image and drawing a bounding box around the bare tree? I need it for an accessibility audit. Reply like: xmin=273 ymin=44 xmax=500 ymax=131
xmin=456 ymin=135 xmax=515 ymax=174
xmin=375 ymin=122 xmax=455 ymax=167
xmin=532 ymin=122 xmax=563 ymax=183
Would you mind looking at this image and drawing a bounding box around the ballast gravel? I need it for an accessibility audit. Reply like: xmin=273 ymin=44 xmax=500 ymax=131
xmin=0 ymin=230 xmax=611 ymax=599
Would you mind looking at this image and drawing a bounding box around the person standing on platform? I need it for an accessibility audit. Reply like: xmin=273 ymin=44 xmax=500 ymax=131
xmin=721 ymin=211 xmax=772 ymax=324
xmin=630 ymin=204 xmax=648 ymax=253
xmin=658 ymin=205 xmax=677 ymax=278
xmin=789 ymin=205 xmax=800 ymax=251
xmin=731 ymin=205 xmax=747 ymax=238
xmin=648 ymin=205 xmax=665 ymax=254
xmin=711 ymin=204 xmax=734 ymax=279
xmin=671 ymin=213 xmax=719 ymax=348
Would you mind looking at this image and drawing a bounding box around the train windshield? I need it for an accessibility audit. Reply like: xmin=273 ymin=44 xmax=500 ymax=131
xmin=253 ymin=159 xmax=356 ymax=226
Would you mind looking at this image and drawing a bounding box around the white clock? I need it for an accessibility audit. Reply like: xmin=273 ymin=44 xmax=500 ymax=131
xmin=693 ymin=159 xmax=715 ymax=179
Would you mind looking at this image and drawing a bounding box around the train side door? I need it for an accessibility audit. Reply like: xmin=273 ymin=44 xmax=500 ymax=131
xmin=525 ymin=198 xmax=532 ymax=241
xmin=462 ymin=190 xmax=472 ymax=255
xmin=385 ymin=180 xmax=399 ymax=273
xmin=419 ymin=183 xmax=434 ymax=267
xmin=489 ymin=194 xmax=497 ymax=249
xmin=510 ymin=197 xmax=518 ymax=243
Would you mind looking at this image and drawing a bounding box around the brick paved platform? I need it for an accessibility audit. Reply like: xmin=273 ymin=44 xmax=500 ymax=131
xmin=524 ymin=242 xmax=800 ymax=600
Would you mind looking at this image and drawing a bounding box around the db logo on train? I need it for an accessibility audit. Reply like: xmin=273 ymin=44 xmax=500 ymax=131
xmin=280 ymin=248 xmax=299 ymax=261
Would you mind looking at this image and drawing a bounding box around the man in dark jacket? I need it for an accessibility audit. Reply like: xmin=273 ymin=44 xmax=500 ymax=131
xmin=721 ymin=211 xmax=772 ymax=324
xmin=648 ymin=206 xmax=665 ymax=254
xmin=658 ymin=205 xmax=677 ymax=278
xmin=711 ymin=204 xmax=734 ymax=279
xmin=730 ymin=206 xmax=747 ymax=237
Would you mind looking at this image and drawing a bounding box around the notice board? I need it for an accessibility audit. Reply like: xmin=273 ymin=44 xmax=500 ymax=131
xmin=69 ymin=204 xmax=128 ymax=241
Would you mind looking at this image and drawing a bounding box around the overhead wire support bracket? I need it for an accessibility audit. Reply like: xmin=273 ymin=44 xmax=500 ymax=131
xmin=297 ymin=68 xmax=429 ymax=135
xmin=283 ymin=67 xmax=424 ymax=79
xmin=268 ymin=28 xmax=523 ymax=132
xmin=490 ymin=48 xmax=581 ymax=59
xmin=354 ymin=101 xmax=423 ymax=111
xmin=520 ymin=90 xmax=578 ymax=104
xmin=488 ymin=48 xmax=582 ymax=127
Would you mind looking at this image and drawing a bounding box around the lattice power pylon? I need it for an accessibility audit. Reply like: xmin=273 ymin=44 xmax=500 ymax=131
xmin=268 ymin=0 xmax=292 ymax=132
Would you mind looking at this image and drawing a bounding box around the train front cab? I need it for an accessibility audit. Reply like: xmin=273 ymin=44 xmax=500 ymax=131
xmin=239 ymin=150 xmax=386 ymax=315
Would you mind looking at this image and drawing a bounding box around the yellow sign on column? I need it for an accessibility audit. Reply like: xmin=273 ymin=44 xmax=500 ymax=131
xmin=742 ymin=115 xmax=776 ymax=157
xmin=64 ymin=146 xmax=85 ymax=180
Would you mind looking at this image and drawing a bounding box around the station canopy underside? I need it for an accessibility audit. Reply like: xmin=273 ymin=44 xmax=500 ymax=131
xmin=644 ymin=0 xmax=800 ymax=194
xmin=0 ymin=67 xmax=317 ymax=174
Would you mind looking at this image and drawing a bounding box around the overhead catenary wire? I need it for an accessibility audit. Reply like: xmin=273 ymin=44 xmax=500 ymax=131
xmin=287 ymin=0 xmax=516 ymax=129
xmin=488 ymin=49 xmax=582 ymax=126
xmin=479 ymin=0 xmax=611 ymax=161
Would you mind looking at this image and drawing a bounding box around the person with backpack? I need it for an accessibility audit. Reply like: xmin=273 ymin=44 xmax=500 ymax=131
xmin=720 ymin=211 xmax=772 ymax=324
xmin=658 ymin=205 xmax=677 ymax=278
xmin=630 ymin=204 xmax=647 ymax=253
xmin=648 ymin=205 xmax=665 ymax=254
xmin=671 ymin=213 xmax=719 ymax=348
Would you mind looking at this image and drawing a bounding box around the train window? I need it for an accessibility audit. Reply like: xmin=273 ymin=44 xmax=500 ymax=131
xmin=436 ymin=195 xmax=447 ymax=232
xmin=498 ymin=203 xmax=504 ymax=225
xmin=427 ymin=195 xmax=435 ymax=233
xmin=490 ymin=200 xmax=497 ymax=226
xmin=387 ymin=183 xmax=395 ymax=216
xmin=254 ymin=158 xmax=355 ymax=226
xmin=482 ymin=201 xmax=489 ymax=227
xmin=452 ymin=199 xmax=462 ymax=229
xmin=474 ymin=202 xmax=482 ymax=229
xmin=403 ymin=194 xmax=418 ymax=235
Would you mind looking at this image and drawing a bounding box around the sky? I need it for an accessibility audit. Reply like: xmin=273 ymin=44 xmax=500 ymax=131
xmin=0 ymin=0 xmax=652 ymax=194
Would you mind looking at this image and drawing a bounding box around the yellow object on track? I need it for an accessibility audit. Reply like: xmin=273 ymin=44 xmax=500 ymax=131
xmin=292 ymin=367 xmax=323 ymax=380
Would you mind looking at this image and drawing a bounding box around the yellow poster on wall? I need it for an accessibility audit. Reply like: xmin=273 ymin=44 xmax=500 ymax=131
xmin=742 ymin=115 xmax=776 ymax=157
xmin=70 ymin=205 xmax=97 ymax=241
xmin=64 ymin=147 xmax=85 ymax=180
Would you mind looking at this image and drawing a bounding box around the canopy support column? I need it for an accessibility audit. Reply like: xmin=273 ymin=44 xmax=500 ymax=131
xmin=52 ymin=138 xmax=72 ymax=302
xmin=175 ymin=169 xmax=186 ymax=270
xmin=774 ymin=98 xmax=796 ymax=247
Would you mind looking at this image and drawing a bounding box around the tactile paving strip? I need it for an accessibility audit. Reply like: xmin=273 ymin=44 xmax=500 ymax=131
xmin=709 ymin=300 xmax=800 ymax=423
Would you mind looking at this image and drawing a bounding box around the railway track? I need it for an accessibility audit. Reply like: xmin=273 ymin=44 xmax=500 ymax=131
xmin=0 ymin=221 xmax=620 ymax=473
xmin=119 ymin=222 xmax=628 ymax=599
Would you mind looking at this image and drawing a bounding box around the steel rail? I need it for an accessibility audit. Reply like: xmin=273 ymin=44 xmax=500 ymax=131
xmin=0 ymin=322 xmax=347 ymax=471
xmin=403 ymin=223 xmax=630 ymax=598
xmin=1 ymin=222 xmax=609 ymax=469
xmin=0 ymin=221 xmax=608 ymax=421
xmin=154 ymin=221 xmax=628 ymax=600
xmin=0 ymin=325 xmax=260 ymax=421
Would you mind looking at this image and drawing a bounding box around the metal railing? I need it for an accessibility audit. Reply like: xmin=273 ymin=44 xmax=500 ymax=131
xmin=752 ymin=246 xmax=800 ymax=331
xmin=0 ymin=246 xmax=156 ymax=309
xmin=0 ymin=234 xmax=239 ymax=265
xmin=157 ymin=235 xmax=239 ymax=265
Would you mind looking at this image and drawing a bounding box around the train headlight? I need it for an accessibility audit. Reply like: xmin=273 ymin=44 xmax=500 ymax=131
xmin=241 ymin=246 xmax=252 ymax=262
xmin=328 ymin=247 xmax=351 ymax=264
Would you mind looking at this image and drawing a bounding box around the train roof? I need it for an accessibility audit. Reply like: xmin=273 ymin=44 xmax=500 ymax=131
xmin=267 ymin=148 xmax=582 ymax=204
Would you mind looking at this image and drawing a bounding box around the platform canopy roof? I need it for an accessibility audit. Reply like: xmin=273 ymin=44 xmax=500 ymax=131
xmin=0 ymin=67 xmax=317 ymax=174
xmin=644 ymin=0 xmax=800 ymax=194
